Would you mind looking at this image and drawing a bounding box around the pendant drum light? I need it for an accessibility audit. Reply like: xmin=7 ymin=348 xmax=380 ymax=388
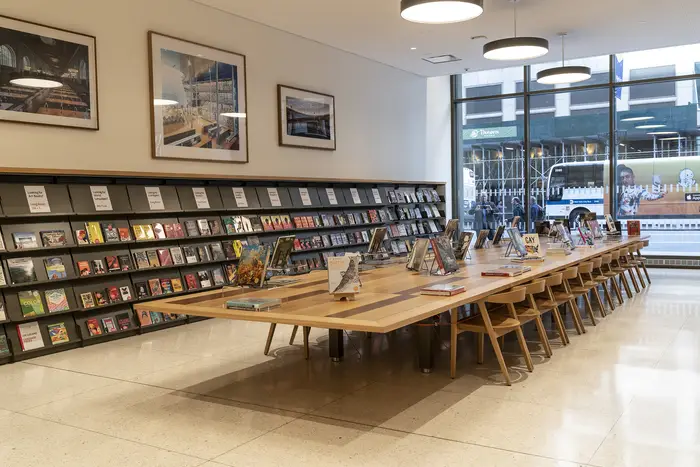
xmin=483 ymin=0 xmax=548 ymax=60
xmin=536 ymin=33 xmax=591 ymax=84
xmin=400 ymin=0 xmax=484 ymax=24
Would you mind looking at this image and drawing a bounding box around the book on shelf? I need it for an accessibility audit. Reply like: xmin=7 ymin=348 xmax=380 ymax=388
xmin=328 ymin=254 xmax=361 ymax=294
xmin=197 ymin=271 xmax=212 ymax=288
xmin=184 ymin=273 xmax=198 ymax=290
xmin=91 ymin=259 xmax=106 ymax=274
xmin=13 ymin=232 xmax=38 ymax=250
xmin=197 ymin=245 xmax=212 ymax=262
xmin=430 ymin=236 xmax=459 ymax=275
xmin=136 ymin=310 xmax=152 ymax=326
xmin=171 ymin=278 xmax=184 ymax=293
xmin=0 ymin=234 xmax=5 ymax=252
xmin=185 ymin=220 xmax=199 ymax=237
xmin=118 ymin=227 xmax=132 ymax=241
xmin=211 ymin=268 xmax=226 ymax=286
xmin=223 ymin=217 xmax=236 ymax=234
xmin=134 ymin=282 xmax=149 ymax=299
xmin=45 ymin=288 xmax=70 ymax=313
xmin=102 ymin=317 xmax=118 ymax=333
xmin=0 ymin=300 xmax=6 ymax=321
xmin=210 ymin=243 xmax=225 ymax=261
xmin=170 ymin=247 xmax=185 ymax=265
xmin=119 ymin=285 xmax=132 ymax=301
xmin=157 ymin=249 xmax=173 ymax=266
xmin=280 ymin=214 xmax=293 ymax=230
xmin=420 ymin=284 xmax=465 ymax=296
xmin=75 ymin=229 xmax=89 ymax=245
xmin=249 ymin=216 xmax=264 ymax=232
xmin=196 ymin=219 xmax=211 ymax=236
xmin=271 ymin=215 xmax=284 ymax=231
xmin=143 ymin=225 xmax=156 ymax=240
xmin=101 ymin=223 xmax=119 ymax=242
xmin=116 ymin=312 xmax=132 ymax=330
xmin=225 ymin=297 xmax=282 ymax=311
xmin=47 ymin=322 xmax=70 ymax=345
xmin=18 ymin=290 xmax=45 ymax=317
xmin=209 ymin=218 xmax=223 ymax=235
xmin=0 ymin=335 xmax=10 ymax=355
xmin=146 ymin=250 xmax=161 ymax=268
xmin=132 ymin=224 xmax=147 ymax=241
xmin=77 ymin=260 xmax=91 ymax=276
xmin=105 ymin=255 xmax=120 ymax=272
xmin=0 ymin=267 xmax=6 ymax=287
xmin=86 ymin=222 xmax=104 ymax=244
xmin=150 ymin=312 xmax=163 ymax=324
xmin=224 ymin=264 xmax=237 ymax=284
xmin=86 ymin=318 xmax=102 ymax=336
xmin=236 ymin=245 xmax=270 ymax=288
xmin=153 ymin=223 xmax=166 ymax=239
xmin=94 ymin=291 xmax=108 ymax=306
xmin=17 ymin=321 xmax=44 ymax=351
xmin=44 ymin=256 xmax=67 ymax=280
xmin=183 ymin=246 xmax=198 ymax=264
xmin=160 ymin=278 xmax=174 ymax=294
xmin=171 ymin=223 xmax=185 ymax=238
xmin=106 ymin=286 xmax=120 ymax=303
xmin=148 ymin=278 xmax=163 ymax=296
xmin=132 ymin=251 xmax=150 ymax=269
xmin=481 ymin=265 xmax=532 ymax=277
xmin=40 ymin=230 xmax=67 ymax=247
xmin=80 ymin=292 xmax=95 ymax=309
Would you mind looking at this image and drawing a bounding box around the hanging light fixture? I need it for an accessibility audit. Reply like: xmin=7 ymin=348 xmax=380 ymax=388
xmin=9 ymin=71 xmax=62 ymax=89
xmin=400 ymin=0 xmax=484 ymax=24
xmin=483 ymin=0 xmax=548 ymax=61
xmin=536 ymin=33 xmax=591 ymax=84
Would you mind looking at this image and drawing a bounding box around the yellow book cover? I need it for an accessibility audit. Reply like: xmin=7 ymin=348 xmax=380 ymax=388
xmin=86 ymin=222 xmax=104 ymax=244
xmin=132 ymin=224 xmax=146 ymax=240
xmin=232 ymin=240 xmax=243 ymax=258
xmin=143 ymin=225 xmax=155 ymax=240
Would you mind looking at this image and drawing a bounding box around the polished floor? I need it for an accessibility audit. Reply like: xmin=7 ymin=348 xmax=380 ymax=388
xmin=1 ymin=268 xmax=699 ymax=467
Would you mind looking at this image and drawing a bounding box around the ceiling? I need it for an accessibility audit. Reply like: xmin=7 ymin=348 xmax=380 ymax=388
xmin=192 ymin=0 xmax=700 ymax=77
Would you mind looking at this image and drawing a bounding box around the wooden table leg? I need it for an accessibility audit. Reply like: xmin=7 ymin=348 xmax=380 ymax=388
xmin=264 ymin=323 xmax=276 ymax=355
xmin=289 ymin=325 xmax=298 ymax=345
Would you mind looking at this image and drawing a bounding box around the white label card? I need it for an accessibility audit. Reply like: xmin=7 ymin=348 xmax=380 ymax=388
xmin=24 ymin=185 xmax=51 ymax=213
xmin=231 ymin=187 xmax=249 ymax=208
xmin=192 ymin=187 xmax=210 ymax=209
xmin=299 ymin=188 xmax=312 ymax=206
xmin=350 ymin=188 xmax=362 ymax=204
xmin=90 ymin=186 xmax=113 ymax=212
xmin=267 ymin=188 xmax=282 ymax=207
xmin=326 ymin=188 xmax=338 ymax=205
xmin=144 ymin=186 xmax=165 ymax=211
xmin=371 ymin=188 xmax=382 ymax=204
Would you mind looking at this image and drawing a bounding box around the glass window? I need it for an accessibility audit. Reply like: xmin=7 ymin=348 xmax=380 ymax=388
xmin=515 ymin=81 xmax=555 ymax=110
xmin=464 ymin=84 xmax=502 ymax=99
xmin=0 ymin=44 xmax=16 ymax=68
xmin=570 ymin=73 xmax=609 ymax=105
xmin=616 ymin=44 xmax=700 ymax=81
xmin=457 ymin=65 xmax=524 ymax=99
xmin=465 ymin=97 xmax=502 ymax=116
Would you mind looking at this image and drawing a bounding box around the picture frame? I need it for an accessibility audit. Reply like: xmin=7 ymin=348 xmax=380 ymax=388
xmin=148 ymin=31 xmax=248 ymax=163
xmin=0 ymin=14 xmax=98 ymax=130
xmin=278 ymin=84 xmax=336 ymax=151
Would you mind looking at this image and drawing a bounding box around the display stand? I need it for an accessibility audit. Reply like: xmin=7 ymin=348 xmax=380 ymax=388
xmin=333 ymin=292 xmax=357 ymax=301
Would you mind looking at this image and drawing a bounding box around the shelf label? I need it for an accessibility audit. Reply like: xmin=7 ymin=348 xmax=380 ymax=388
xmin=144 ymin=186 xmax=165 ymax=211
xmin=267 ymin=187 xmax=282 ymax=207
xmin=192 ymin=187 xmax=210 ymax=209
xmin=326 ymin=188 xmax=338 ymax=205
xmin=24 ymin=185 xmax=51 ymax=213
xmin=299 ymin=188 xmax=312 ymax=206
xmin=90 ymin=186 xmax=113 ymax=212
xmin=371 ymin=188 xmax=382 ymax=204
xmin=231 ymin=187 xmax=248 ymax=208
xmin=349 ymin=188 xmax=362 ymax=204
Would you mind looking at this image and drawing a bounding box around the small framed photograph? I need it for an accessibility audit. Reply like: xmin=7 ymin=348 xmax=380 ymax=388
xmin=278 ymin=84 xmax=335 ymax=151
xmin=0 ymin=14 xmax=98 ymax=130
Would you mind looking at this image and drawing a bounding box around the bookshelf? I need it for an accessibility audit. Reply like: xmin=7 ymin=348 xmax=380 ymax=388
xmin=0 ymin=175 xmax=446 ymax=363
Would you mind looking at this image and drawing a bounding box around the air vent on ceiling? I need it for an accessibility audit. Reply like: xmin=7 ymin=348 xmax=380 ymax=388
xmin=422 ymin=54 xmax=461 ymax=64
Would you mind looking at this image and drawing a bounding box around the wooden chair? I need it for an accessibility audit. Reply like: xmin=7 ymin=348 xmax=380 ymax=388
xmin=626 ymin=243 xmax=648 ymax=288
xmin=618 ymin=247 xmax=641 ymax=294
xmin=504 ymin=279 xmax=553 ymax=358
xmin=566 ymin=262 xmax=604 ymax=326
xmin=550 ymin=266 xmax=587 ymax=335
xmin=634 ymin=241 xmax=651 ymax=284
xmin=603 ymin=250 xmax=626 ymax=304
xmin=450 ymin=286 xmax=533 ymax=384
xmin=532 ymin=273 xmax=570 ymax=346
xmin=593 ymin=254 xmax=616 ymax=312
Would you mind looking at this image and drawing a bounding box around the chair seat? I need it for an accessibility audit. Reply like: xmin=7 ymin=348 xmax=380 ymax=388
xmin=570 ymin=286 xmax=595 ymax=294
xmin=535 ymin=298 xmax=557 ymax=309
xmin=508 ymin=307 xmax=540 ymax=322
xmin=457 ymin=314 xmax=521 ymax=332
xmin=593 ymin=275 xmax=608 ymax=283
xmin=603 ymin=271 xmax=618 ymax=277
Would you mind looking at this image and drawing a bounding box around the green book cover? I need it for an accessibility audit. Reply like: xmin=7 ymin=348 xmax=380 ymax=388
xmin=18 ymin=290 xmax=45 ymax=317
xmin=0 ymin=335 xmax=9 ymax=355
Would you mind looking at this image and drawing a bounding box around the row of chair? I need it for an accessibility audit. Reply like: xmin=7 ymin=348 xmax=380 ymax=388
xmin=450 ymin=241 xmax=650 ymax=383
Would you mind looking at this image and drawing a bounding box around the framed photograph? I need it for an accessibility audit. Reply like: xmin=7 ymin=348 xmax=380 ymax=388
xmin=0 ymin=15 xmax=98 ymax=130
xmin=148 ymin=31 xmax=248 ymax=163
xmin=278 ymin=84 xmax=336 ymax=151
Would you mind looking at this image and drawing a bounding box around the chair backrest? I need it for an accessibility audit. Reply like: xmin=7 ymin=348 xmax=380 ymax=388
xmin=619 ymin=247 xmax=629 ymax=255
xmin=544 ymin=273 xmax=563 ymax=287
xmin=610 ymin=250 xmax=620 ymax=260
xmin=562 ymin=266 xmax=578 ymax=279
xmin=487 ymin=286 xmax=527 ymax=304
xmin=601 ymin=254 xmax=612 ymax=264
xmin=591 ymin=257 xmax=602 ymax=268
xmin=524 ymin=279 xmax=546 ymax=295
xmin=577 ymin=262 xmax=594 ymax=274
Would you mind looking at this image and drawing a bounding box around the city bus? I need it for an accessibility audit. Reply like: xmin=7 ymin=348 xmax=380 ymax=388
xmin=545 ymin=156 xmax=700 ymax=226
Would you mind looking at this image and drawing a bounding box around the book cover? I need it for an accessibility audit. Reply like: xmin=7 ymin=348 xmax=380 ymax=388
xmin=492 ymin=226 xmax=506 ymax=245
xmin=523 ymin=234 xmax=543 ymax=258
xmin=430 ymin=236 xmax=459 ymax=274
xmin=86 ymin=222 xmax=104 ymax=244
xmin=80 ymin=292 xmax=95 ymax=309
xmin=232 ymin=240 xmax=244 ymax=259
xmin=222 ymin=242 xmax=236 ymax=260
xmin=587 ymin=219 xmax=603 ymax=239
xmin=197 ymin=245 xmax=212 ymax=262
xmin=578 ymin=226 xmax=595 ymax=246
xmin=118 ymin=227 xmax=132 ymax=241
xmin=150 ymin=312 xmax=163 ymax=324
xmin=44 ymin=256 xmax=67 ymax=280
xmin=132 ymin=224 xmax=147 ymax=241
xmin=134 ymin=282 xmax=149 ymax=299
xmin=101 ymin=223 xmax=119 ymax=242
xmin=13 ymin=232 xmax=39 ymax=250
xmin=143 ymin=225 xmax=155 ymax=240
xmin=105 ymin=255 xmax=121 ymax=272
xmin=224 ymin=264 xmax=237 ymax=284
xmin=8 ymin=257 xmax=37 ymax=284
xmin=157 ymin=249 xmax=173 ymax=266
xmin=136 ymin=310 xmax=152 ymax=326
xmin=280 ymin=215 xmax=293 ymax=230
xmin=115 ymin=312 xmax=132 ymax=330
xmin=222 ymin=217 xmax=236 ymax=234
xmin=170 ymin=247 xmax=185 ymax=265
xmin=94 ymin=291 xmax=108 ymax=306
xmin=211 ymin=268 xmax=225 ymax=286
xmin=270 ymin=235 xmax=295 ymax=269
xmin=627 ymin=220 xmax=641 ymax=236
xmin=102 ymin=317 xmax=117 ymax=333
xmin=474 ymin=230 xmax=490 ymax=249
xmin=0 ymin=300 xmax=6 ymax=321
xmin=184 ymin=220 xmax=199 ymax=237
xmin=75 ymin=229 xmax=89 ymax=245
xmin=210 ymin=243 xmax=225 ymax=261
xmin=481 ymin=265 xmax=532 ymax=277
xmin=0 ymin=234 xmax=4 ymax=252
xmin=91 ymin=259 xmax=106 ymax=275
xmin=86 ymin=318 xmax=102 ymax=336
xmin=327 ymin=255 xmax=361 ymax=294
xmin=148 ymin=278 xmax=163 ymax=296
xmin=153 ymin=223 xmax=166 ymax=239
xmin=0 ymin=335 xmax=9 ymax=355
xmin=47 ymin=322 xmax=70 ymax=344
xmin=236 ymin=245 xmax=270 ymax=288
xmin=208 ymin=218 xmax=223 ymax=235
xmin=18 ymin=290 xmax=45 ymax=317
xmin=407 ymin=238 xmax=430 ymax=271
xmin=17 ymin=321 xmax=44 ymax=351
xmin=225 ymin=298 xmax=281 ymax=311
xmin=196 ymin=219 xmax=212 ymax=236
xmin=183 ymin=246 xmax=198 ymax=263
xmin=171 ymin=278 xmax=184 ymax=293
xmin=40 ymin=230 xmax=67 ymax=247
xmin=197 ymin=270 xmax=212 ymax=288
xmin=45 ymin=288 xmax=70 ymax=313
xmin=132 ymin=251 xmax=150 ymax=269
xmin=172 ymin=223 xmax=185 ymax=238
xmin=146 ymin=250 xmax=161 ymax=268
xmin=160 ymin=278 xmax=173 ymax=294
xmin=119 ymin=285 xmax=132 ymax=301
xmin=506 ymin=228 xmax=527 ymax=256
xmin=77 ymin=260 xmax=91 ymax=277
xmin=106 ymin=286 xmax=120 ymax=303
xmin=184 ymin=273 xmax=198 ymax=290
xmin=270 ymin=215 xmax=283 ymax=231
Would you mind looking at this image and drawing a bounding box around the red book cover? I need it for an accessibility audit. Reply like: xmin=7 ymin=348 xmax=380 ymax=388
xmin=157 ymin=249 xmax=173 ymax=266
xmin=300 ymin=217 xmax=309 ymax=228
xmin=172 ymin=223 xmax=185 ymax=238
xmin=368 ymin=210 xmax=379 ymax=223
xmin=293 ymin=238 xmax=302 ymax=251
xmin=293 ymin=217 xmax=303 ymax=229
xmin=627 ymin=220 xmax=641 ymax=236
xmin=118 ymin=227 xmax=131 ymax=241
xmin=164 ymin=223 xmax=175 ymax=238
xmin=107 ymin=286 xmax=120 ymax=303
xmin=77 ymin=260 xmax=91 ymax=276
xmin=184 ymin=273 xmax=198 ymax=290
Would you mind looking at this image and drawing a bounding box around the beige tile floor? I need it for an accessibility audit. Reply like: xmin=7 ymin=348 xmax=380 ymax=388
xmin=2 ymin=268 xmax=699 ymax=466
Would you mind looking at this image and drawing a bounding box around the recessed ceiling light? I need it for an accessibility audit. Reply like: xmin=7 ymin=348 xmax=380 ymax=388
xmin=410 ymin=47 xmax=417 ymax=50
xmin=10 ymin=77 xmax=62 ymax=88
xmin=400 ymin=0 xmax=484 ymax=24
xmin=422 ymin=54 xmax=461 ymax=64
xmin=153 ymin=99 xmax=179 ymax=106
xmin=483 ymin=1 xmax=548 ymax=61
xmin=636 ymin=124 xmax=666 ymax=129
xmin=620 ymin=115 xmax=654 ymax=122
xmin=536 ymin=34 xmax=591 ymax=84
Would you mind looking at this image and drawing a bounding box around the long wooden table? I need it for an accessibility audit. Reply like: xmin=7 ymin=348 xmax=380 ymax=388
xmin=136 ymin=236 xmax=646 ymax=371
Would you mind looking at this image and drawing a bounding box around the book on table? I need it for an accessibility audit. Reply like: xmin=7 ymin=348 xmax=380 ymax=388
xmin=327 ymin=254 xmax=361 ymax=294
xmin=492 ymin=225 xmax=505 ymax=245
xmin=406 ymin=238 xmax=430 ymax=271
xmin=269 ymin=235 xmax=295 ymax=270
xmin=236 ymin=245 xmax=270 ymax=288
xmin=521 ymin=234 xmax=544 ymax=260
xmin=430 ymin=236 xmax=459 ymax=275
xmin=481 ymin=265 xmax=532 ymax=277
xmin=442 ymin=219 xmax=459 ymax=239
xmin=420 ymin=284 xmax=466 ymax=296
xmin=586 ymin=219 xmax=604 ymax=239
xmin=454 ymin=231 xmax=474 ymax=260
xmin=627 ymin=220 xmax=641 ymax=236
xmin=605 ymin=214 xmax=620 ymax=235
xmin=506 ymin=227 xmax=527 ymax=256
xmin=225 ymin=297 xmax=282 ymax=311
xmin=474 ymin=230 xmax=489 ymax=249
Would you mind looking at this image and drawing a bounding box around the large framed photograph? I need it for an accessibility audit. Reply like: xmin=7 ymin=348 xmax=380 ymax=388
xmin=0 ymin=15 xmax=98 ymax=130
xmin=148 ymin=32 xmax=248 ymax=163
xmin=278 ymin=85 xmax=336 ymax=151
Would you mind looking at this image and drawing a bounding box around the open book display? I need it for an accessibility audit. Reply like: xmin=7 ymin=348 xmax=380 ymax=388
xmin=555 ymin=224 xmax=576 ymax=250
xmin=578 ymin=226 xmax=596 ymax=246
xmin=406 ymin=238 xmax=430 ymax=272
xmin=429 ymin=236 xmax=459 ymax=275
xmin=492 ymin=225 xmax=505 ymax=245
xmin=328 ymin=254 xmax=361 ymax=300
xmin=586 ymin=219 xmax=604 ymax=239
xmin=503 ymin=227 xmax=526 ymax=257
xmin=474 ymin=230 xmax=490 ymax=249
xmin=442 ymin=219 xmax=459 ymax=240
xmin=605 ymin=214 xmax=621 ymax=236
xmin=454 ymin=231 xmax=474 ymax=260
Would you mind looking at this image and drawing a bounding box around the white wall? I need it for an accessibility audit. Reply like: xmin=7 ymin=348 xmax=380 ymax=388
xmin=425 ymin=75 xmax=452 ymax=216
xmin=0 ymin=0 xmax=437 ymax=183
